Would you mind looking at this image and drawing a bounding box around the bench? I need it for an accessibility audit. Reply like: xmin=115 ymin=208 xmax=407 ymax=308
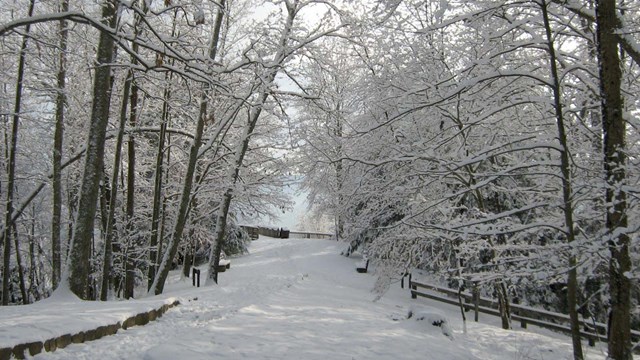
xmin=356 ymin=259 xmax=369 ymax=273
xmin=216 ymin=259 xmax=231 ymax=272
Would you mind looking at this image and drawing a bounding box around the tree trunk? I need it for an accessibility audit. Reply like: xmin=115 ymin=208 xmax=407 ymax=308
xmin=496 ymin=281 xmax=511 ymax=330
xmin=67 ymin=0 xmax=117 ymax=300
xmin=209 ymin=95 xmax=277 ymax=285
xmin=148 ymin=12 xmax=177 ymax=290
xmin=540 ymin=2 xmax=584 ymax=358
xmin=124 ymin=76 xmax=137 ymax=300
xmin=335 ymin=112 xmax=344 ymax=241
xmin=150 ymin=94 xmax=205 ymax=295
xmin=595 ymin=0 xmax=631 ymax=359
xmin=52 ymin=0 xmax=69 ymax=291
xmin=100 ymin=73 xmax=132 ymax=301
xmin=150 ymin=0 xmax=226 ymax=295
xmin=121 ymin=0 xmax=151 ymax=297
xmin=2 ymin=0 xmax=35 ymax=306
xmin=28 ymin=205 xmax=41 ymax=301
xmin=99 ymin=172 xmax=111 ymax=240
xmin=13 ymin=225 xmax=27 ymax=304
xmin=148 ymin=70 xmax=172 ymax=290
xmin=182 ymin=228 xmax=194 ymax=278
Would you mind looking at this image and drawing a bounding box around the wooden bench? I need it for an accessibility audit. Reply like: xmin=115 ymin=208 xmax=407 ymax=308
xmin=356 ymin=259 xmax=369 ymax=273
xmin=216 ymin=259 xmax=231 ymax=272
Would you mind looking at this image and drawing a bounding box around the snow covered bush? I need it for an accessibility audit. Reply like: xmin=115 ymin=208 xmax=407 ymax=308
xmin=222 ymin=220 xmax=251 ymax=256
xmin=407 ymin=306 xmax=454 ymax=339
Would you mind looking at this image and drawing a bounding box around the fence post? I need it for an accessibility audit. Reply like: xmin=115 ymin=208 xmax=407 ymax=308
xmin=192 ymin=268 xmax=200 ymax=287
xmin=410 ymin=278 xmax=417 ymax=299
xmin=401 ymin=271 xmax=411 ymax=289
xmin=473 ymin=282 xmax=480 ymax=322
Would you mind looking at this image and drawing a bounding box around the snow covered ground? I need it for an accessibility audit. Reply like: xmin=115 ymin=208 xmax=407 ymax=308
xmin=1 ymin=237 xmax=613 ymax=359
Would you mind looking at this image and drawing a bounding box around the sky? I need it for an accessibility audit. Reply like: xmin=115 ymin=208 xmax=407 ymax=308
xmin=270 ymin=179 xmax=308 ymax=230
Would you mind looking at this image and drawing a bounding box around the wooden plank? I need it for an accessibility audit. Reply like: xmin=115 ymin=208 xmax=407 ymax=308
xmin=411 ymin=289 xmax=500 ymax=316
xmin=411 ymin=281 xmax=474 ymax=303
xmin=411 ymin=290 xmax=461 ymax=308
xmin=511 ymin=314 xmax=600 ymax=343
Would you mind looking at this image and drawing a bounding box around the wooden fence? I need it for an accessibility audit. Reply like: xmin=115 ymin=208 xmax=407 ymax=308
xmin=241 ymin=226 xmax=288 ymax=239
xmin=288 ymin=231 xmax=333 ymax=239
xmin=240 ymin=226 xmax=332 ymax=240
xmin=410 ymin=280 xmax=640 ymax=347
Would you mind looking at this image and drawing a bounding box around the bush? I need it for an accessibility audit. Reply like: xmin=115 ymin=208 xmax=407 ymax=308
xmin=223 ymin=222 xmax=251 ymax=256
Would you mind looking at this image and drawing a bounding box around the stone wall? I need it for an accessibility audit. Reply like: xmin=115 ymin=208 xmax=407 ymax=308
xmin=0 ymin=300 xmax=180 ymax=360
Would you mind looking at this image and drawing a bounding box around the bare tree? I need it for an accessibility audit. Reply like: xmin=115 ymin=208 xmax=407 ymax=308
xmin=99 ymin=70 xmax=132 ymax=301
xmin=595 ymin=0 xmax=632 ymax=358
xmin=208 ymin=10 xmax=297 ymax=282
xmin=540 ymin=1 xmax=583 ymax=357
xmin=2 ymin=0 xmax=35 ymax=306
xmin=148 ymin=11 xmax=178 ymax=291
xmin=150 ymin=0 xmax=227 ymax=295
xmin=66 ymin=0 xmax=118 ymax=299
xmin=51 ymin=0 xmax=69 ymax=292
xmin=208 ymin=0 xmax=345 ymax=283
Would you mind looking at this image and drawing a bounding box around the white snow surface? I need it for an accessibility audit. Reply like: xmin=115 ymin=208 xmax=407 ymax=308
xmin=1 ymin=237 xmax=611 ymax=359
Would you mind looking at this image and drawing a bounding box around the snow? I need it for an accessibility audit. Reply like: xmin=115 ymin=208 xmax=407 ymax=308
xmin=1 ymin=237 xmax=612 ymax=359
xmin=406 ymin=306 xmax=453 ymax=339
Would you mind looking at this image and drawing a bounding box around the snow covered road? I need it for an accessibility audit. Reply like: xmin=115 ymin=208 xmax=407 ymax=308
xmin=29 ymin=237 xmax=608 ymax=360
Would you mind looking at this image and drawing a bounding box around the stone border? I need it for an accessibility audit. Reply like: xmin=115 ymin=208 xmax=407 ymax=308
xmin=0 ymin=300 xmax=180 ymax=360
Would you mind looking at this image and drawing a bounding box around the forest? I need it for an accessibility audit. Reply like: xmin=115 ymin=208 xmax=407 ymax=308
xmin=0 ymin=0 xmax=638 ymax=359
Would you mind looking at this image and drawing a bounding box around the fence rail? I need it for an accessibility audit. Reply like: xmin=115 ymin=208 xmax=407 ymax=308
xmin=288 ymin=231 xmax=333 ymax=239
xmin=410 ymin=280 xmax=640 ymax=347
xmin=240 ymin=226 xmax=332 ymax=240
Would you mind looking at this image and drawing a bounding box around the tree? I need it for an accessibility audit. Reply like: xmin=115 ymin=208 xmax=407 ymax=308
xmin=0 ymin=0 xmax=311 ymax=302
xmin=293 ymin=43 xmax=358 ymax=242
xmin=540 ymin=1 xmax=582 ymax=356
xmin=296 ymin=7 xmax=632 ymax=359
xmin=51 ymin=0 xmax=70 ymax=292
xmin=150 ymin=0 xmax=227 ymax=295
xmin=2 ymin=0 xmax=35 ymax=305
xmin=595 ymin=0 xmax=632 ymax=358
xmin=207 ymin=0 xmax=348 ymax=283
xmin=67 ymin=0 xmax=118 ymax=299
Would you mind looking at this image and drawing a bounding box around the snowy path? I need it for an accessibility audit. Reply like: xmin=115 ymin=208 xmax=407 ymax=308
xmin=27 ymin=237 xmax=608 ymax=360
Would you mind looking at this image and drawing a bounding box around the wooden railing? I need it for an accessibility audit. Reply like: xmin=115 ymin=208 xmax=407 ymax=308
xmin=241 ymin=226 xmax=289 ymax=239
xmin=240 ymin=226 xmax=332 ymax=240
xmin=410 ymin=280 xmax=640 ymax=347
xmin=288 ymin=231 xmax=333 ymax=239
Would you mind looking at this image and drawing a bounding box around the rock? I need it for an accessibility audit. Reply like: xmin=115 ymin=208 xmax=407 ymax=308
xmin=26 ymin=341 xmax=43 ymax=356
xmin=11 ymin=344 xmax=26 ymax=359
xmin=122 ymin=316 xmax=136 ymax=330
xmin=0 ymin=347 xmax=11 ymax=360
xmin=148 ymin=309 xmax=158 ymax=321
xmin=84 ymin=329 xmax=97 ymax=341
xmin=108 ymin=323 xmax=121 ymax=335
xmin=135 ymin=312 xmax=150 ymax=326
xmin=72 ymin=331 xmax=85 ymax=344
xmin=44 ymin=338 xmax=57 ymax=352
xmin=56 ymin=334 xmax=72 ymax=349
